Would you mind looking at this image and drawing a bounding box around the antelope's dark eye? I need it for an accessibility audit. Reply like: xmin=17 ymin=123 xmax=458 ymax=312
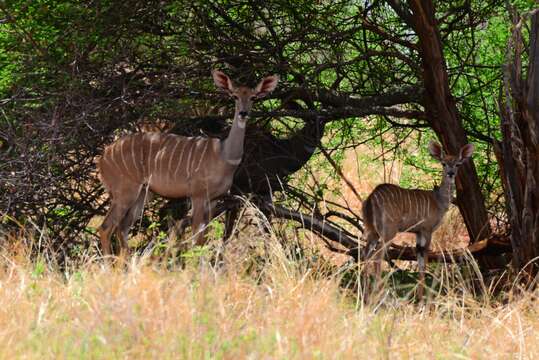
xmin=232 ymin=95 xmax=239 ymax=100
xmin=250 ymin=96 xmax=257 ymax=101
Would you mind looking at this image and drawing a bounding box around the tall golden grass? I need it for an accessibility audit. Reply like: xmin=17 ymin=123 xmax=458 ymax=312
xmin=0 ymin=231 xmax=536 ymax=359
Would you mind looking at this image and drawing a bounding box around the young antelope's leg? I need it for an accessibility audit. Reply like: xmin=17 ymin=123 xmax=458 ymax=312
xmin=373 ymin=236 xmax=392 ymax=290
xmin=371 ymin=228 xmax=397 ymax=298
xmin=363 ymin=230 xmax=379 ymax=263
xmin=361 ymin=230 xmax=379 ymax=300
xmin=416 ymin=232 xmax=431 ymax=300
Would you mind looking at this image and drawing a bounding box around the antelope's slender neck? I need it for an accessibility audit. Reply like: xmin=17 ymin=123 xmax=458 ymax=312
xmin=221 ymin=111 xmax=247 ymax=165
xmin=435 ymin=174 xmax=453 ymax=211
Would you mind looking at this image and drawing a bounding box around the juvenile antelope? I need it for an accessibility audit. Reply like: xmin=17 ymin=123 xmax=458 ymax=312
xmin=361 ymin=141 xmax=474 ymax=299
xmin=97 ymin=70 xmax=279 ymax=256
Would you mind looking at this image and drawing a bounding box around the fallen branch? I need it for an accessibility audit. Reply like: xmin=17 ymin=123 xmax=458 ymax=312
xmin=386 ymin=234 xmax=512 ymax=263
xmin=261 ymin=202 xmax=360 ymax=251
xmin=169 ymin=197 xmax=512 ymax=267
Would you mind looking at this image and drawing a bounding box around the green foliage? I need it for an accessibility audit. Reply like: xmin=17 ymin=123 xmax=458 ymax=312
xmin=31 ymin=258 xmax=46 ymax=278
xmin=180 ymin=245 xmax=212 ymax=267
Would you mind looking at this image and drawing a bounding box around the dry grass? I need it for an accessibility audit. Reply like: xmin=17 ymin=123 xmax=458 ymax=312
xmin=0 ymin=233 xmax=537 ymax=360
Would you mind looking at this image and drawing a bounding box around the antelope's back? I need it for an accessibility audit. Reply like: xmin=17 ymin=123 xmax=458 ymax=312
xmin=98 ymin=132 xmax=165 ymax=192
xmin=146 ymin=133 xmax=224 ymax=197
xmin=98 ymin=132 xmax=226 ymax=197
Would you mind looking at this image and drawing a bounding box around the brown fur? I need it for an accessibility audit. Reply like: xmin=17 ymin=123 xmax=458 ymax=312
xmin=362 ymin=184 xmax=444 ymax=237
xmin=98 ymin=133 xmax=232 ymax=200
xmin=97 ymin=132 xmax=236 ymax=256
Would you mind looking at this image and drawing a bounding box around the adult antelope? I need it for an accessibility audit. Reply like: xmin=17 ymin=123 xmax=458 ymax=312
xmin=97 ymin=70 xmax=279 ymax=256
xmin=361 ymin=141 xmax=474 ymax=299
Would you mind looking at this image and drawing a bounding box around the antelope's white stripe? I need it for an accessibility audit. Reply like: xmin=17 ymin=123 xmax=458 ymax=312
xmin=130 ymin=136 xmax=141 ymax=176
xmin=119 ymin=139 xmax=130 ymax=176
xmin=185 ymin=138 xmax=196 ymax=178
xmin=167 ymin=138 xmax=182 ymax=182
xmin=111 ymin=140 xmax=122 ymax=172
xmin=148 ymin=135 xmax=155 ymax=175
xmin=194 ymin=140 xmax=209 ymax=172
xmin=140 ymin=134 xmax=146 ymax=180
xmin=174 ymin=138 xmax=187 ymax=177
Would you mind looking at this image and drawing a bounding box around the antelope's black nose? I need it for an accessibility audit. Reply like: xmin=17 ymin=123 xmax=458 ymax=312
xmin=239 ymin=111 xmax=248 ymax=118
xmin=448 ymin=171 xmax=455 ymax=177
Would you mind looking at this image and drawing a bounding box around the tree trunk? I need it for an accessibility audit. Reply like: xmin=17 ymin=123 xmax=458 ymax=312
xmin=500 ymin=9 xmax=539 ymax=279
xmin=403 ymin=0 xmax=492 ymax=244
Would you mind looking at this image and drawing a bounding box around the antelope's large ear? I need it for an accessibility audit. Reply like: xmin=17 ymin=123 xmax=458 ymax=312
xmin=212 ymin=70 xmax=234 ymax=92
xmin=255 ymin=75 xmax=279 ymax=98
xmin=459 ymin=143 xmax=475 ymax=161
xmin=428 ymin=141 xmax=443 ymax=161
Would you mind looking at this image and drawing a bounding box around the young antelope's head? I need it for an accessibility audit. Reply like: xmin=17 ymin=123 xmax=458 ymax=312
xmin=212 ymin=70 xmax=279 ymax=126
xmin=428 ymin=141 xmax=474 ymax=183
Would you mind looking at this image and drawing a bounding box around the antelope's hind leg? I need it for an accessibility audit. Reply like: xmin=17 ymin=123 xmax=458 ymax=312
xmin=415 ymin=232 xmax=432 ymax=301
xmin=98 ymin=183 xmax=143 ymax=257
xmin=361 ymin=230 xmax=379 ymax=298
xmin=115 ymin=187 xmax=150 ymax=257
xmin=363 ymin=226 xmax=396 ymax=300
xmin=363 ymin=230 xmax=380 ymax=264
xmin=99 ymin=203 xmax=121 ymax=257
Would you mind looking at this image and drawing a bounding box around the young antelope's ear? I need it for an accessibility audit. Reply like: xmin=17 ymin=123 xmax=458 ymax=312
xmin=428 ymin=140 xmax=443 ymax=161
xmin=459 ymin=143 xmax=475 ymax=161
xmin=255 ymin=75 xmax=279 ymax=98
xmin=212 ymin=70 xmax=234 ymax=93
